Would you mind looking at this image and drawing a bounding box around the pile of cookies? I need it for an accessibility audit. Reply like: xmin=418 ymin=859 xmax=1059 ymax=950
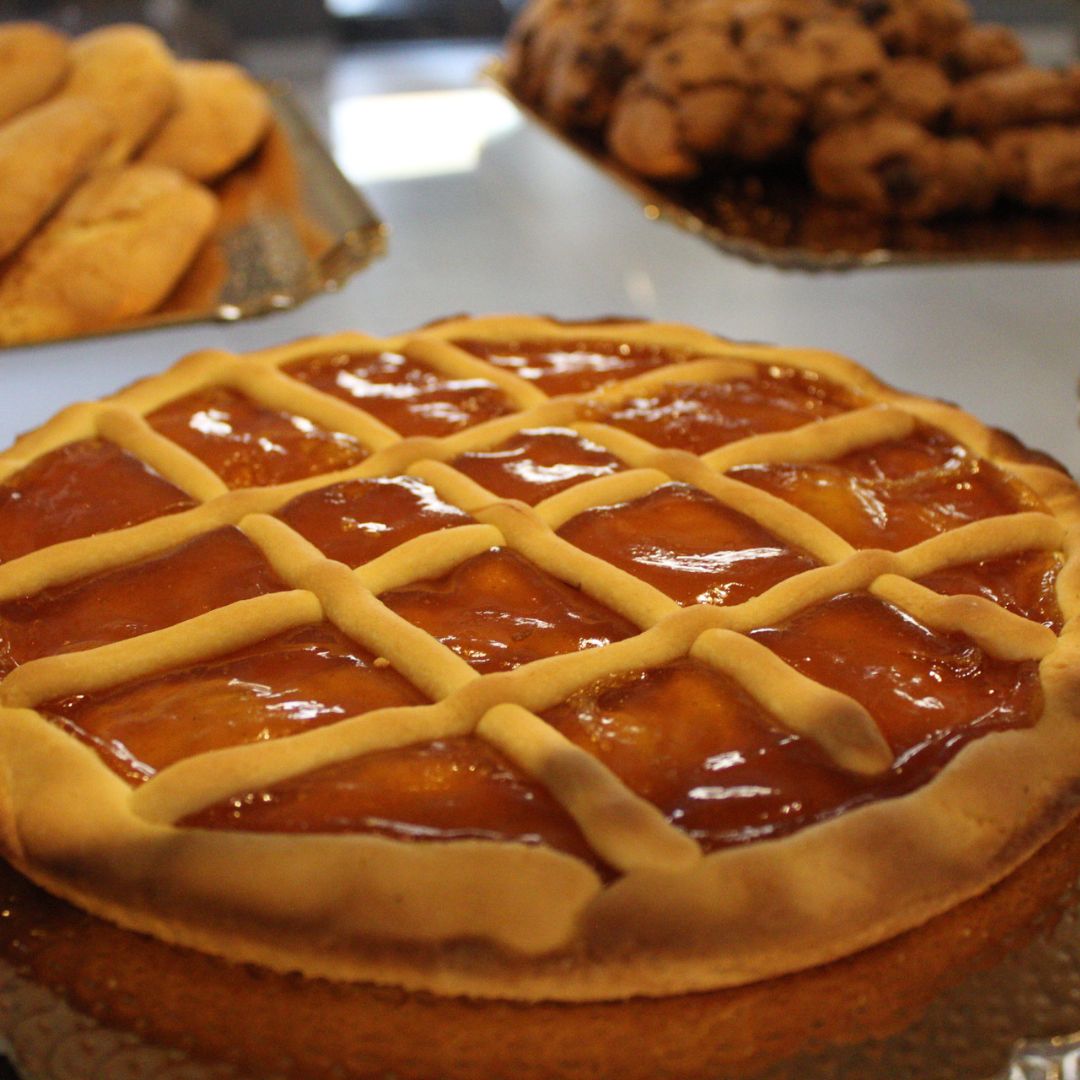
xmin=0 ymin=21 xmax=272 ymax=346
xmin=505 ymin=0 xmax=1080 ymax=220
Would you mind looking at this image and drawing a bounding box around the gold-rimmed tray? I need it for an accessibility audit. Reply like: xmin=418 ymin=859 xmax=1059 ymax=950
xmin=486 ymin=59 xmax=1080 ymax=272
xmin=0 ymin=81 xmax=386 ymax=348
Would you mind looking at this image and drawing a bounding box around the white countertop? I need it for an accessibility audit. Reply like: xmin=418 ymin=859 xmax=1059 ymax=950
xmin=1 ymin=36 xmax=1078 ymax=473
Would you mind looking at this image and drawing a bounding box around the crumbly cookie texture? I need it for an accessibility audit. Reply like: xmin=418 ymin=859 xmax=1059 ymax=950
xmin=51 ymin=24 xmax=179 ymax=168
xmin=139 ymin=61 xmax=272 ymax=182
xmin=0 ymin=98 xmax=113 ymax=261
xmin=0 ymin=22 xmax=70 ymax=126
xmin=0 ymin=315 xmax=1077 ymax=1003
xmin=506 ymin=0 xmax=1080 ymax=218
xmin=0 ymin=21 xmax=276 ymax=344
xmin=0 ymin=164 xmax=218 ymax=345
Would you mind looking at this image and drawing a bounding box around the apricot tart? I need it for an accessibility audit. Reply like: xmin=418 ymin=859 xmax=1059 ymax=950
xmin=0 ymin=315 xmax=1078 ymax=1006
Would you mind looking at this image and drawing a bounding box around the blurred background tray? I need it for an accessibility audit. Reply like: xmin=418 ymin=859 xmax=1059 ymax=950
xmin=0 ymin=81 xmax=387 ymax=348
xmin=486 ymin=61 xmax=1080 ymax=273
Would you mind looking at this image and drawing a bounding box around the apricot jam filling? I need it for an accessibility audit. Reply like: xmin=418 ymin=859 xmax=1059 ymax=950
xmin=182 ymin=735 xmax=601 ymax=866
xmin=0 ymin=527 xmax=284 ymax=678
xmin=147 ymin=387 xmax=369 ymax=489
xmin=543 ymin=659 xmax=868 ymax=850
xmin=544 ymin=589 xmax=1041 ymax=851
xmin=582 ymin=367 xmax=862 ymax=454
xmin=453 ymin=338 xmax=693 ymax=396
xmin=0 ymin=438 xmax=195 ymax=565
xmin=41 ymin=623 xmax=427 ymax=784
xmin=450 ymin=427 xmax=625 ymax=505
xmin=917 ymin=551 xmax=1063 ymax=631
xmin=751 ymin=593 xmax=1041 ymax=756
xmin=274 ymin=475 xmax=473 ymax=567
xmin=379 ymin=548 xmax=638 ymax=674
xmin=558 ymin=482 xmax=820 ymax=606
xmin=283 ymin=350 xmax=516 ymax=437
xmin=729 ymin=426 xmax=1042 ymax=551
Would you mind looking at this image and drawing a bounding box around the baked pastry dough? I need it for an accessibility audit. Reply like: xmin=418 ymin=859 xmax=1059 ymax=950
xmin=140 ymin=61 xmax=272 ymax=182
xmin=0 ymin=163 xmax=218 ymax=345
xmin=0 ymin=97 xmax=113 ymax=260
xmin=52 ymin=23 xmax=178 ymax=168
xmin=0 ymin=22 xmax=70 ymax=125
xmin=0 ymin=315 xmax=1076 ymax=1003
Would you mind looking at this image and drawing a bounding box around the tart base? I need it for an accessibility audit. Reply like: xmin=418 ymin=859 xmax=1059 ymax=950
xmin=4 ymin=813 xmax=1080 ymax=1080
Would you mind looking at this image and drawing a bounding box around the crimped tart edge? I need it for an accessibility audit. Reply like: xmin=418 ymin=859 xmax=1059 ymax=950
xmin=0 ymin=315 xmax=1076 ymax=1002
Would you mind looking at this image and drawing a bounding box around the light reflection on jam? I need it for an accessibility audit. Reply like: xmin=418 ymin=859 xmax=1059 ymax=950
xmin=545 ymin=588 xmax=1041 ymax=851
xmin=917 ymin=551 xmax=1063 ymax=632
xmin=275 ymin=475 xmax=473 ymax=567
xmin=750 ymin=593 xmax=1041 ymax=754
xmin=0 ymin=528 xmax=283 ymax=678
xmin=453 ymin=338 xmax=691 ymax=396
xmin=0 ymin=439 xmax=195 ymax=565
xmin=558 ymin=483 xmax=819 ymax=606
xmin=730 ymin=426 xmax=1040 ymax=551
xmin=582 ymin=367 xmax=861 ymax=453
xmin=182 ymin=735 xmax=603 ymax=867
xmin=147 ymin=387 xmax=369 ymax=489
xmin=41 ymin=623 xmax=427 ymax=784
xmin=450 ymin=428 xmax=625 ymax=505
xmin=283 ymin=350 xmax=515 ymax=437
xmin=543 ymin=659 xmax=864 ymax=851
xmin=379 ymin=548 xmax=637 ymax=674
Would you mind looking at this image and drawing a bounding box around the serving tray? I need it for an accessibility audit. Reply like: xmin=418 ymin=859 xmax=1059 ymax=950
xmin=0 ymin=82 xmax=386 ymax=348
xmin=485 ymin=60 xmax=1080 ymax=272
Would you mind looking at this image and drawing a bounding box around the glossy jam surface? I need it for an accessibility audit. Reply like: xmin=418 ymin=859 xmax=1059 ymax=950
xmin=450 ymin=428 xmax=625 ymax=505
xmin=275 ymin=475 xmax=472 ymax=567
xmin=147 ymin=387 xmax=369 ymax=489
xmin=284 ymin=350 xmax=515 ymax=437
xmin=730 ymin=427 xmax=1040 ymax=551
xmin=545 ymin=659 xmax=861 ymax=850
xmin=917 ymin=551 xmax=1063 ymax=631
xmin=453 ymin=338 xmax=691 ymax=396
xmin=0 ymin=528 xmax=283 ymax=678
xmin=546 ymin=589 xmax=1042 ymax=850
xmin=558 ymin=483 xmax=820 ymax=606
xmin=0 ymin=439 xmax=195 ymax=565
xmin=583 ymin=368 xmax=861 ymax=454
xmin=184 ymin=735 xmax=600 ymax=865
xmin=751 ymin=593 xmax=1041 ymax=754
xmin=379 ymin=548 xmax=638 ymax=674
xmin=43 ymin=623 xmax=427 ymax=784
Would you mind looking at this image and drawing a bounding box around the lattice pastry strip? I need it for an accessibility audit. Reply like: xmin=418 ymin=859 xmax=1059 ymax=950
xmin=0 ymin=315 xmax=1077 ymax=1003
xmin=0 ymin=320 xmax=1064 ymax=705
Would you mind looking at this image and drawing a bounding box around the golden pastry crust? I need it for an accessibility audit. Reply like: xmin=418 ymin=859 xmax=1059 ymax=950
xmin=0 ymin=315 xmax=1077 ymax=1004
xmin=0 ymin=163 xmax=218 ymax=345
xmin=0 ymin=22 xmax=70 ymax=125
xmin=0 ymin=98 xmax=113 ymax=261
xmin=139 ymin=61 xmax=271 ymax=182
xmin=51 ymin=23 xmax=179 ymax=167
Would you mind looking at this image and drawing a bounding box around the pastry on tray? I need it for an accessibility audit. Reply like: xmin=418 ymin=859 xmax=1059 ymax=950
xmin=505 ymin=0 xmax=1080 ymax=221
xmin=0 ymin=315 xmax=1077 ymax=1077
xmin=0 ymin=21 xmax=273 ymax=346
